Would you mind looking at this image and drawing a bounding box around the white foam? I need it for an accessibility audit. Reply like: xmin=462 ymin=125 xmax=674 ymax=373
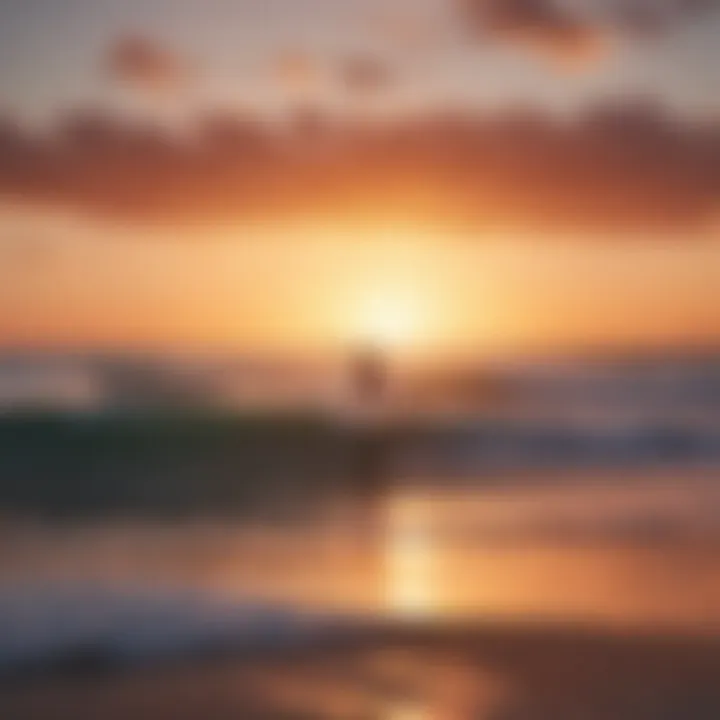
xmin=0 ymin=583 xmax=365 ymax=672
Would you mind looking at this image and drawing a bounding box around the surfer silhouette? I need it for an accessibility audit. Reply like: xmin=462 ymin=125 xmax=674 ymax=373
xmin=351 ymin=344 xmax=388 ymax=408
xmin=347 ymin=344 xmax=392 ymax=497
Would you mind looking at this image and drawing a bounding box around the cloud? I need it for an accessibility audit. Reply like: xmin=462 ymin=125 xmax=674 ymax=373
xmin=273 ymin=50 xmax=322 ymax=92
xmin=1 ymin=101 xmax=720 ymax=234
xmin=106 ymin=35 xmax=191 ymax=93
xmin=339 ymin=55 xmax=394 ymax=94
xmin=466 ymin=0 xmax=611 ymax=66
xmin=456 ymin=0 xmax=720 ymax=66
xmin=271 ymin=50 xmax=394 ymax=97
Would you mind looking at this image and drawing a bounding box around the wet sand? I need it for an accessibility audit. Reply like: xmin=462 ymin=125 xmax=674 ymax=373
xmin=2 ymin=622 xmax=719 ymax=720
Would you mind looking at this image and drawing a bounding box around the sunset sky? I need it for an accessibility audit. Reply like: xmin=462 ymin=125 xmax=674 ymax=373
xmin=2 ymin=0 xmax=720 ymax=356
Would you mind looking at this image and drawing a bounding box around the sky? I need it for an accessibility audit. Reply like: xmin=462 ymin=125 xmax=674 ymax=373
xmin=2 ymin=0 xmax=720 ymax=356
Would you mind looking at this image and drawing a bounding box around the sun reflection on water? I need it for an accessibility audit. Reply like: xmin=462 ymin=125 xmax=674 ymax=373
xmin=385 ymin=496 xmax=437 ymax=617
xmin=384 ymin=701 xmax=430 ymax=720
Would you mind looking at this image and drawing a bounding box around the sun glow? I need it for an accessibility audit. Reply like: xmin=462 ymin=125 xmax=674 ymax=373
xmin=358 ymin=293 xmax=419 ymax=348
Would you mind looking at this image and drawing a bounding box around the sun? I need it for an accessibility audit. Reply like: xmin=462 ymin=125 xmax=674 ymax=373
xmin=353 ymin=290 xmax=421 ymax=349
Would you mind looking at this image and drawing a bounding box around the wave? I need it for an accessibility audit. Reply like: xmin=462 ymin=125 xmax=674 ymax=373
xmin=0 ymin=583 xmax=373 ymax=676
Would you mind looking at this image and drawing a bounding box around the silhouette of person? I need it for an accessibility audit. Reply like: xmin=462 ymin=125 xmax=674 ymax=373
xmin=351 ymin=344 xmax=388 ymax=407
xmin=347 ymin=345 xmax=392 ymax=499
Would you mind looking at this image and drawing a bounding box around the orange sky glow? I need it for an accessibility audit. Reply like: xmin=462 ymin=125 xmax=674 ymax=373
xmin=2 ymin=206 xmax=720 ymax=357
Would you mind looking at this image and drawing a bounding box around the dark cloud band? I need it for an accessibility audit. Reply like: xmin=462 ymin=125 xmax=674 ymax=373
xmin=0 ymin=102 xmax=718 ymax=234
